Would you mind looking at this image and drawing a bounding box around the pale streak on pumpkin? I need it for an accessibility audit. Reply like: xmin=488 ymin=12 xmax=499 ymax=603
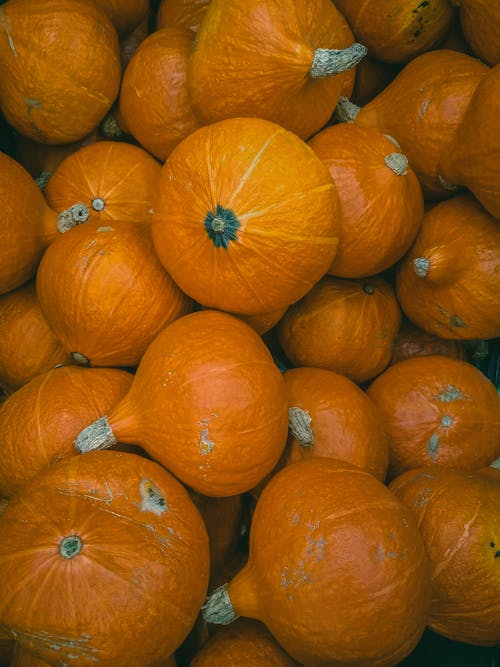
xmin=9 ymin=627 xmax=100 ymax=663
xmin=431 ymin=502 xmax=481 ymax=581
xmin=0 ymin=8 xmax=16 ymax=56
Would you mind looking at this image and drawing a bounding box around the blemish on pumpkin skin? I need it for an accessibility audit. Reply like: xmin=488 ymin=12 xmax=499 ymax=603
xmin=199 ymin=428 xmax=215 ymax=455
xmin=97 ymin=226 xmax=114 ymax=232
xmin=427 ymin=433 xmax=440 ymax=461
xmin=413 ymin=487 xmax=433 ymax=508
xmin=0 ymin=9 xmax=16 ymax=56
xmin=139 ymin=478 xmax=168 ymax=515
xmin=435 ymin=385 xmax=463 ymax=402
xmin=418 ymin=99 xmax=430 ymax=121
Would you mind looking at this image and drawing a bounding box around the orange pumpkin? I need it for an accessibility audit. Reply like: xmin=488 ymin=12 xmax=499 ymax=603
xmin=282 ymin=366 xmax=389 ymax=481
xmin=276 ymin=275 xmax=401 ymax=384
xmin=44 ymin=141 xmax=161 ymax=225
xmin=308 ymin=123 xmax=424 ymax=278
xmin=350 ymin=56 xmax=401 ymax=106
xmin=36 ymin=220 xmax=192 ymax=367
xmin=0 ymin=281 xmax=71 ymax=392
xmin=152 ymin=117 xmax=341 ymax=316
xmin=0 ymin=364 xmax=133 ymax=498
xmin=367 ymin=355 xmax=500 ymax=480
xmin=391 ymin=318 xmax=466 ymax=366
xmin=0 ymin=450 xmax=210 ymax=666
xmin=187 ymin=0 xmax=365 ymax=139
xmin=390 ymin=467 xmax=500 ymax=645
xmin=156 ymin=0 xmax=210 ymax=33
xmin=452 ymin=0 xmax=500 ymax=65
xmin=118 ymin=28 xmax=200 ymax=162
xmin=93 ymin=0 xmax=149 ymax=37
xmin=203 ymin=457 xmax=431 ymax=666
xmin=74 ymin=310 xmax=289 ymax=497
xmin=438 ymin=64 xmax=500 ymax=219
xmin=395 ymin=194 xmax=500 ymax=340
xmin=0 ymin=0 xmax=121 ymax=144
xmin=339 ymin=49 xmax=489 ymax=198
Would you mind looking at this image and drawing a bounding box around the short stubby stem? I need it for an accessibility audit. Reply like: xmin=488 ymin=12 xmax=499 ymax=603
xmin=57 ymin=202 xmax=90 ymax=233
xmin=202 ymin=583 xmax=239 ymax=625
xmin=288 ymin=407 xmax=314 ymax=446
xmin=59 ymin=535 xmax=83 ymax=559
xmin=74 ymin=416 xmax=117 ymax=453
xmin=310 ymin=43 xmax=368 ymax=79
xmin=413 ymin=257 xmax=430 ymax=278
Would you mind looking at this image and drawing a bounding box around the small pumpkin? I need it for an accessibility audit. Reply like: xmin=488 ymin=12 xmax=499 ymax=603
xmin=276 ymin=275 xmax=401 ymax=384
xmin=203 ymin=457 xmax=432 ymax=667
xmin=0 ymin=450 xmax=210 ymax=666
xmin=390 ymin=467 xmax=500 ymax=645
xmin=308 ymin=123 xmax=424 ymax=278
xmin=452 ymin=0 xmax=500 ymax=65
xmin=74 ymin=310 xmax=289 ymax=497
xmin=187 ymin=0 xmax=365 ymax=139
xmin=152 ymin=117 xmax=342 ymax=316
xmin=395 ymin=194 xmax=500 ymax=340
xmin=367 ymin=355 xmax=500 ymax=480
xmin=0 ymin=281 xmax=71 ymax=392
xmin=156 ymin=0 xmax=210 ymax=33
xmin=391 ymin=318 xmax=466 ymax=366
xmin=36 ymin=220 xmax=192 ymax=367
xmin=0 ymin=0 xmax=121 ymax=144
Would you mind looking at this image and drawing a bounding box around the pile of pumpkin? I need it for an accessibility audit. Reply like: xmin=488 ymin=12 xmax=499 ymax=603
xmin=0 ymin=0 xmax=499 ymax=665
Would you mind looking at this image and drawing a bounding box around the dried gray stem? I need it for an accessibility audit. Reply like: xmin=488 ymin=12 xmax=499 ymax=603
xmin=74 ymin=416 xmax=117 ymax=453
xmin=202 ymin=583 xmax=239 ymax=626
xmin=288 ymin=407 xmax=314 ymax=446
xmin=310 ymin=43 xmax=367 ymax=79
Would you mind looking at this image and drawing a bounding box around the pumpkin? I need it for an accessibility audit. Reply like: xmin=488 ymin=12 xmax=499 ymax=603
xmin=332 ymin=0 xmax=454 ymax=63
xmin=74 ymin=310 xmax=289 ymax=497
xmin=92 ymin=0 xmax=149 ymax=37
xmin=395 ymin=194 xmax=500 ymax=340
xmin=0 ymin=364 xmax=133 ymax=498
xmin=203 ymin=457 xmax=431 ymax=666
xmin=0 ymin=281 xmax=71 ymax=393
xmin=152 ymin=117 xmax=342 ymax=316
xmin=36 ymin=220 xmax=192 ymax=367
xmin=452 ymin=0 xmax=500 ymax=65
xmin=337 ymin=49 xmax=489 ymax=198
xmin=9 ymin=645 xmax=178 ymax=667
xmin=0 ymin=450 xmax=210 ymax=666
xmin=367 ymin=355 xmax=500 ymax=480
xmin=44 ymin=141 xmax=161 ymax=225
xmin=281 ymin=366 xmax=389 ymax=481
xmin=308 ymin=123 xmax=424 ymax=278
xmin=350 ymin=56 xmax=401 ymax=106
xmin=0 ymin=0 xmax=121 ymax=144
xmin=118 ymin=28 xmax=200 ymax=162
xmin=156 ymin=0 xmax=210 ymax=33
xmin=389 ymin=467 xmax=500 ymax=645
xmin=190 ymin=618 xmax=300 ymax=666
xmin=187 ymin=0 xmax=365 ymax=139
xmin=438 ymin=64 xmax=500 ymax=219
xmin=276 ymin=275 xmax=401 ymax=384
xmin=391 ymin=318 xmax=466 ymax=366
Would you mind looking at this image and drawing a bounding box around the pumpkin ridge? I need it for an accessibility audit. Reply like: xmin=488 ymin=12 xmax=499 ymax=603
xmin=431 ymin=501 xmax=481 ymax=580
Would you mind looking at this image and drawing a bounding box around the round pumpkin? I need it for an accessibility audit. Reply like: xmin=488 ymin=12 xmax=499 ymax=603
xmin=0 ymin=450 xmax=210 ymax=666
xmin=156 ymin=0 xmax=209 ymax=33
xmin=187 ymin=0 xmax=364 ymax=139
xmin=74 ymin=310 xmax=289 ymax=497
xmin=203 ymin=457 xmax=432 ymax=667
xmin=0 ymin=0 xmax=121 ymax=144
xmin=152 ymin=117 xmax=341 ymax=316
xmin=453 ymin=0 xmax=500 ymax=65
xmin=44 ymin=141 xmax=161 ymax=226
xmin=308 ymin=123 xmax=424 ymax=278
xmin=395 ymin=194 xmax=500 ymax=340
xmin=391 ymin=318 xmax=466 ymax=366
xmin=36 ymin=220 xmax=192 ymax=367
xmin=390 ymin=466 xmax=500 ymax=645
xmin=276 ymin=275 xmax=401 ymax=384
xmin=367 ymin=355 xmax=500 ymax=480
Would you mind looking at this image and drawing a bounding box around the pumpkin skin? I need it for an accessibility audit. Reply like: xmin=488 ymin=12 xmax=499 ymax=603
xmin=203 ymin=457 xmax=432 ymax=667
xmin=156 ymin=0 xmax=210 ymax=33
xmin=0 ymin=281 xmax=71 ymax=392
xmin=308 ymin=123 xmax=424 ymax=278
xmin=367 ymin=355 xmax=500 ymax=480
xmin=276 ymin=275 xmax=401 ymax=384
xmin=152 ymin=117 xmax=341 ymax=316
xmin=389 ymin=467 xmax=500 ymax=645
xmin=395 ymin=194 xmax=500 ymax=340
xmin=350 ymin=56 xmax=401 ymax=106
xmin=282 ymin=367 xmax=389 ymax=481
xmin=390 ymin=319 xmax=466 ymax=366
xmin=187 ymin=0 xmax=364 ymax=139
xmin=332 ymin=0 xmax=454 ymax=63
xmin=93 ymin=0 xmax=149 ymax=37
xmin=74 ymin=310 xmax=289 ymax=497
xmin=453 ymin=0 xmax=500 ymax=65
xmin=0 ymin=450 xmax=210 ymax=666
xmin=0 ymin=151 xmax=58 ymax=295
xmin=44 ymin=141 xmax=161 ymax=225
xmin=9 ymin=644 xmax=178 ymax=667
xmin=438 ymin=64 xmax=500 ymax=219
xmin=36 ymin=220 xmax=192 ymax=368
xmin=0 ymin=0 xmax=121 ymax=144
xmin=0 ymin=365 xmax=133 ymax=498
xmin=344 ymin=49 xmax=489 ymax=198
xmin=118 ymin=28 xmax=200 ymax=162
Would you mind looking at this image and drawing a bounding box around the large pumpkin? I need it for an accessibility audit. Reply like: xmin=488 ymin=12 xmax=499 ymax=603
xmin=187 ymin=0 xmax=365 ymax=139
xmin=203 ymin=457 xmax=432 ymax=667
xmin=0 ymin=450 xmax=209 ymax=666
xmin=152 ymin=117 xmax=341 ymax=315
xmin=0 ymin=0 xmax=121 ymax=144
xmin=75 ymin=310 xmax=289 ymax=497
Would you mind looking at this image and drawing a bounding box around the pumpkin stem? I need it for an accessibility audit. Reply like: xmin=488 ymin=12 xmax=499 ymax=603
xmin=202 ymin=583 xmax=239 ymax=625
xmin=59 ymin=535 xmax=83 ymax=559
xmin=288 ymin=407 xmax=314 ymax=447
xmin=57 ymin=202 xmax=90 ymax=233
xmin=437 ymin=173 xmax=460 ymax=192
xmin=101 ymin=112 xmax=125 ymax=139
xmin=335 ymin=96 xmax=361 ymax=123
xmin=35 ymin=170 xmax=52 ymax=191
xmin=72 ymin=352 xmax=91 ymax=366
xmin=74 ymin=416 xmax=117 ymax=453
xmin=490 ymin=457 xmax=500 ymax=470
xmin=385 ymin=153 xmax=408 ymax=176
xmin=363 ymin=283 xmax=376 ymax=294
xmin=413 ymin=257 xmax=430 ymax=278
xmin=92 ymin=197 xmax=105 ymax=212
xmin=310 ymin=43 xmax=367 ymax=79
